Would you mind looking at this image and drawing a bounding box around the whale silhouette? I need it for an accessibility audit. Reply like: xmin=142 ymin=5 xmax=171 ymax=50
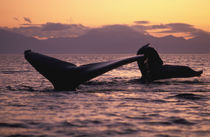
xmin=136 ymin=44 xmax=203 ymax=82
xmin=24 ymin=50 xmax=144 ymax=90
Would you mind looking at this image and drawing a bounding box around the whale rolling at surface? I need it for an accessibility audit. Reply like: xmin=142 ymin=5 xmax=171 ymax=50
xmin=24 ymin=50 xmax=144 ymax=90
xmin=136 ymin=44 xmax=203 ymax=82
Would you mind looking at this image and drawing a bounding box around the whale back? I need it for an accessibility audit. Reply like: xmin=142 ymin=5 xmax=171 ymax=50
xmin=157 ymin=65 xmax=203 ymax=79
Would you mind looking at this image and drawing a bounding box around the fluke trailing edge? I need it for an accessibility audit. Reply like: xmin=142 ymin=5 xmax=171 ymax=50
xmin=24 ymin=50 xmax=144 ymax=90
xmin=136 ymin=44 xmax=203 ymax=82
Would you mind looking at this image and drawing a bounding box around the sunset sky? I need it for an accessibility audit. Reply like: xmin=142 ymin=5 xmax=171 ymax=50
xmin=1 ymin=0 xmax=210 ymax=31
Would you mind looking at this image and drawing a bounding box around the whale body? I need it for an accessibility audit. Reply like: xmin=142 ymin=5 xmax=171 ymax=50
xmin=24 ymin=50 xmax=144 ymax=90
xmin=136 ymin=44 xmax=203 ymax=82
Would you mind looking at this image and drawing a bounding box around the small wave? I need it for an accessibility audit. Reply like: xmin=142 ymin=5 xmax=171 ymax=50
xmin=169 ymin=117 xmax=195 ymax=125
xmin=104 ymin=128 xmax=139 ymax=135
xmin=61 ymin=121 xmax=85 ymax=127
xmin=152 ymin=99 xmax=168 ymax=103
xmin=153 ymin=79 xmax=207 ymax=85
xmin=62 ymin=119 xmax=102 ymax=128
xmin=0 ymin=122 xmax=27 ymax=128
xmin=155 ymin=134 xmax=171 ymax=137
xmin=124 ymin=97 xmax=150 ymax=102
xmin=171 ymin=93 xmax=204 ymax=100
xmin=145 ymin=121 xmax=172 ymax=126
xmin=6 ymin=85 xmax=53 ymax=92
xmin=180 ymin=79 xmax=205 ymax=84
xmin=1 ymin=70 xmax=30 ymax=74
xmin=125 ymin=116 xmax=151 ymax=120
xmin=6 ymin=85 xmax=36 ymax=92
xmin=128 ymin=78 xmax=208 ymax=85
xmin=6 ymin=134 xmax=44 ymax=137
xmin=105 ymin=122 xmax=139 ymax=135
xmin=83 ymin=81 xmax=116 ymax=86
xmin=145 ymin=117 xmax=195 ymax=126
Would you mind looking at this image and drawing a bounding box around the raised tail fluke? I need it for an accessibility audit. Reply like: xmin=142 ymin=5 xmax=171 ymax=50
xmin=24 ymin=50 xmax=78 ymax=90
xmin=24 ymin=50 xmax=144 ymax=90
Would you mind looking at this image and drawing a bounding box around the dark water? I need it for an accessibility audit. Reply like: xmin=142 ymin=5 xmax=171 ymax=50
xmin=0 ymin=54 xmax=210 ymax=137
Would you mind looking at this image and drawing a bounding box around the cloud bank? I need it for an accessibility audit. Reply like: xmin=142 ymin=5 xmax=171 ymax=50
xmin=4 ymin=22 xmax=89 ymax=39
xmin=132 ymin=21 xmax=209 ymax=38
xmin=0 ymin=22 xmax=210 ymax=53
xmin=2 ymin=20 xmax=209 ymax=40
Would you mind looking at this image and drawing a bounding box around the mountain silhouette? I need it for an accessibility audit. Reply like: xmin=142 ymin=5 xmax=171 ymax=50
xmin=0 ymin=26 xmax=209 ymax=53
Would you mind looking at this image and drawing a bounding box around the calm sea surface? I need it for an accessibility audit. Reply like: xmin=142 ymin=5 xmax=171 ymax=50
xmin=0 ymin=54 xmax=210 ymax=137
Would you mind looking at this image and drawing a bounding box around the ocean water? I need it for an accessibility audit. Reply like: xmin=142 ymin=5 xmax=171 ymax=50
xmin=0 ymin=54 xmax=210 ymax=137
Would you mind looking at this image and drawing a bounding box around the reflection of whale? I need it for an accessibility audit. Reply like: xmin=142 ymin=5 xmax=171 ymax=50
xmin=136 ymin=44 xmax=203 ymax=82
xmin=24 ymin=50 xmax=143 ymax=90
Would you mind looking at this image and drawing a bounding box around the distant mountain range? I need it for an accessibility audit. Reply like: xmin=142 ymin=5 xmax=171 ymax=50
xmin=0 ymin=26 xmax=210 ymax=53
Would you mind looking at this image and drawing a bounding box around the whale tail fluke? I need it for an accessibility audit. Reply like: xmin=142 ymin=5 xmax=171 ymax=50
xmin=24 ymin=50 xmax=79 ymax=90
xmin=24 ymin=50 xmax=144 ymax=90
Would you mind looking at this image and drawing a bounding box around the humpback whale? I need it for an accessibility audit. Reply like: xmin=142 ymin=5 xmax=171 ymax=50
xmin=24 ymin=50 xmax=144 ymax=90
xmin=136 ymin=44 xmax=203 ymax=82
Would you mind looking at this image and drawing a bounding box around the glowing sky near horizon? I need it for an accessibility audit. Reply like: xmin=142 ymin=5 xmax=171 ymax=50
xmin=1 ymin=0 xmax=210 ymax=31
